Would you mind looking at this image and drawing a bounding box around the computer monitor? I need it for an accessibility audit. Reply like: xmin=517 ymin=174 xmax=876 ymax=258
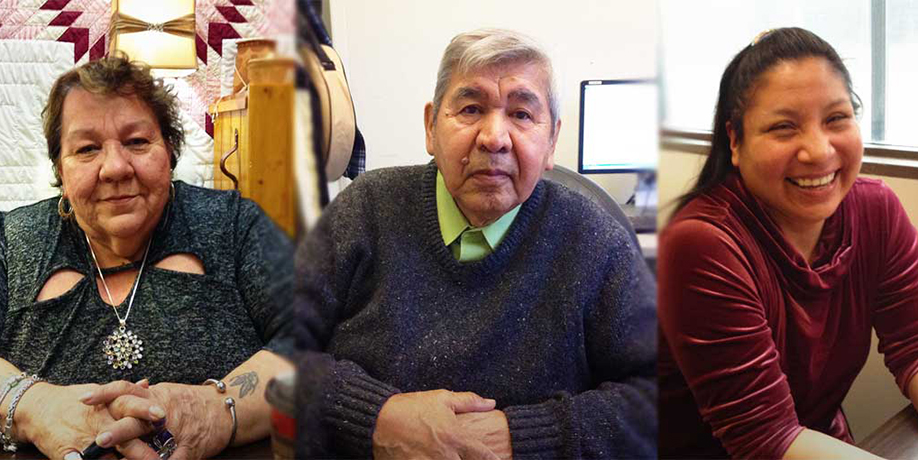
xmin=577 ymin=79 xmax=659 ymax=174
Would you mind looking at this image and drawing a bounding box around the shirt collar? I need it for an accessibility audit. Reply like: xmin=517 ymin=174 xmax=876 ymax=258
xmin=435 ymin=170 xmax=520 ymax=250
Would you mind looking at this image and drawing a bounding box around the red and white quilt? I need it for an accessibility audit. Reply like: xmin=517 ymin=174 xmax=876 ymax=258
xmin=0 ymin=0 xmax=293 ymax=137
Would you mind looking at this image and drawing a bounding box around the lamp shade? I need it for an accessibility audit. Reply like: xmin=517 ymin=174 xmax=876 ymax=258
xmin=109 ymin=0 xmax=197 ymax=76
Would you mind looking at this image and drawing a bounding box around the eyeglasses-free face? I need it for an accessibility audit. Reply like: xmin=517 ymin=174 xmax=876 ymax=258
xmin=729 ymin=56 xmax=863 ymax=238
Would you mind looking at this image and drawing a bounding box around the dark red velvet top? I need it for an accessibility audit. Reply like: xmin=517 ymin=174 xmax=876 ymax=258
xmin=658 ymin=174 xmax=918 ymax=459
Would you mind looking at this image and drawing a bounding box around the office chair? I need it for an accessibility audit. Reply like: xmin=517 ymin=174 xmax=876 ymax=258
xmin=542 ymin=165 xmax=640 ymax=249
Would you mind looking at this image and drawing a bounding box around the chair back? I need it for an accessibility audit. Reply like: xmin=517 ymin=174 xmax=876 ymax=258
xmin=542 ymin=165 xmax=640 ymax=249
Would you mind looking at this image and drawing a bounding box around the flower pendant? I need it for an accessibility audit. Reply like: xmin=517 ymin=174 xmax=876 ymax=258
xmin=103 ymin=324 xmax=144 ymax=370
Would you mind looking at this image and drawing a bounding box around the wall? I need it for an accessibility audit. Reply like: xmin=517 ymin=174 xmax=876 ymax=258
xmin=327 ymin=0 xmax=658 ymax=203
xmin=658 ymin=146 xmax=917 ymax=439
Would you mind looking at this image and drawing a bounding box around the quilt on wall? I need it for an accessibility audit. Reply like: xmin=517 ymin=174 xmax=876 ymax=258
xmin=0 ymin=0 xmax=294 ymax=187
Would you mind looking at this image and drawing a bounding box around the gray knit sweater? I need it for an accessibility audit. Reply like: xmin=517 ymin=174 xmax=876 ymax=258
xmin=294 ymin=163 xmax=657 ymax=459
xmin=0 ymin=181 xmax=294 ymax=385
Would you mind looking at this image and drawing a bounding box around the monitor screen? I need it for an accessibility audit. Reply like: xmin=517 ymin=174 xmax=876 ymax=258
xmin=578 ymin=80 xmax=659 ymax=174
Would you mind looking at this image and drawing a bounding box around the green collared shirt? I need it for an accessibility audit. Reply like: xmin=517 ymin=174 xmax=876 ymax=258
xmin=436 ymin=170 xmax=520 ymax=262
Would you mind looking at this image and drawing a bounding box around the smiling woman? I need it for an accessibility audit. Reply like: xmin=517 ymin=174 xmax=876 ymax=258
xmin=728 ymin=56 xmax=863 ymax=261
xmin=0 ymin=57 xmax=295 ymax=459
xmin=658 ymin=28 xmax=918 ymax=459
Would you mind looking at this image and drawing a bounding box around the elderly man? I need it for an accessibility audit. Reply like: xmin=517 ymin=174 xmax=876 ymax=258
xmin=294 ymin=28 xmax=656 ymax=459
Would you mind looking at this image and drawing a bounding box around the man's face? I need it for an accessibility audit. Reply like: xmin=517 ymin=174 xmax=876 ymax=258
xmin=425 ymin=61 xmax=560 ymax=227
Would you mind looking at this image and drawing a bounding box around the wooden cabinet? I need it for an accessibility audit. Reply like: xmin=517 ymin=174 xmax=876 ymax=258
xmin=211 ymin=82 xmax=297 ymax=238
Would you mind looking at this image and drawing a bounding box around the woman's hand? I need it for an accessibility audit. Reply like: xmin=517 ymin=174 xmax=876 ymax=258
xmin=12 ymin=381 xmax=155 ymax=460
xmin=86 ymin=380 xmax=233 ymax=459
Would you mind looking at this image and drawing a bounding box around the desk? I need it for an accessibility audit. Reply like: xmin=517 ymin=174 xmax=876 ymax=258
xmin=0 ymin=438 xmax=274 ymax=459
xmin=858 ymin=405 xmax=918 ymax=458
xmin=636 ymin=233 xmax=656 ymax=260
xmin=637 ymin=232 xmax=657 ymax=275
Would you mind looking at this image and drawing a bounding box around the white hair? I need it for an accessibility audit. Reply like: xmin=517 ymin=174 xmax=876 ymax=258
xmin=431 ymin=28 xmax=560 ymax=134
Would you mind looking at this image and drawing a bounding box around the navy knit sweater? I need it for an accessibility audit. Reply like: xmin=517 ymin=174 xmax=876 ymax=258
xmin=294 ymin=163 xmax=657 ymax=459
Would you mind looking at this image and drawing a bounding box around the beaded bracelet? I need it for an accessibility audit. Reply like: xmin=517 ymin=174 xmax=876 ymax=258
xmin=1 ymin=375 xmax=42 ymax=452
xmin=203 ymin=379 xmax=237 ymax=451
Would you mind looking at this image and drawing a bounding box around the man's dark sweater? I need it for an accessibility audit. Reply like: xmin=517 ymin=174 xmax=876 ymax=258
xmin=294 ymin=162 xmax=657 ymax=459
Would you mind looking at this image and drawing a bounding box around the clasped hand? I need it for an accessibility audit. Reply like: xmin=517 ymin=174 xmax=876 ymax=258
xmin=17 ymin=379 xmax=227 ymax=460
xmin=373 ymin=389 xmax=512 ymax=460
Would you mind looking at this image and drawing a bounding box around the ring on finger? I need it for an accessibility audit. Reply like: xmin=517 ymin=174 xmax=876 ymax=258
xmin=149 ymin=428 xmax=176 ymax=460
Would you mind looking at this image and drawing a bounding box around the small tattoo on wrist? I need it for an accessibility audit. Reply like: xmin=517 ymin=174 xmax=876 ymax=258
xmin=230 ymin=372 xmax=259 ymax=398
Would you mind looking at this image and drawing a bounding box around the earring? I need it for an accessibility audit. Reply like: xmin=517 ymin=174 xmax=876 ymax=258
xmin=58 ymin=195 xmax=73 ymax=219
xmin=170 ymin=182 xmax=176 ymax=201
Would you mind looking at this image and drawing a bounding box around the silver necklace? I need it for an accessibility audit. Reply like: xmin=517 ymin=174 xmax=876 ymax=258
xmin=86 ymin=234 xmax=151 ymax=370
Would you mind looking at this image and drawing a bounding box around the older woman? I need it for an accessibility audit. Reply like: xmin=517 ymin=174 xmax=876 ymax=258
xmin=658 ymin=27 xmax=918 ymax=459
xmin=0 ymin=57 xmax=294 ymax=459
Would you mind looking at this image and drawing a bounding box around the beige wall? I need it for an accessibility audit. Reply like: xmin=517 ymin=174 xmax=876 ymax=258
xmin=658 ymin=146 xmax=917 ymax=439
xmin=658 ymin=148 xmax=708 ymax=223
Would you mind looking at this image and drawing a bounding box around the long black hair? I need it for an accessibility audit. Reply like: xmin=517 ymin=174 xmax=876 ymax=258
xmin=671 ymin=27 xmax=861 ymax=216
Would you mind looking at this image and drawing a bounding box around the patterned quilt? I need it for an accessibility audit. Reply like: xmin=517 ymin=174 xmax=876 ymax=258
xmin=0 ymin=0 xmax=294 ymax=137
